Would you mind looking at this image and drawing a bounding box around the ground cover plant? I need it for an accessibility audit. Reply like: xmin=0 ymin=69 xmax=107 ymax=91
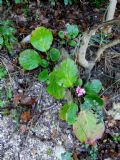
xmin=0 ymin=20 xmax=17 ymax=54
xmin=0 ymin=0 xmax=120 ymax=159
xmin=58 ymin=23 xmax=80 ymax=47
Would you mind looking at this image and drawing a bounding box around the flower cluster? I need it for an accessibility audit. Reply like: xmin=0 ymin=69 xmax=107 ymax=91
xmin=76 ymin=87 xmax=86 ymax=97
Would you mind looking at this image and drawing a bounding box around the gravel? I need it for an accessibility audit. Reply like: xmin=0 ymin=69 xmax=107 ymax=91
xmin=0 ymin=82 xmax=75 ymax=160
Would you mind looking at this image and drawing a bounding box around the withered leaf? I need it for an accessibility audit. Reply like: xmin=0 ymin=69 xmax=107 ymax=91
xmin=21 ymin=111 xmax=31 ymax=123
xmin=13 ymin=93 xmax=36 ymax=106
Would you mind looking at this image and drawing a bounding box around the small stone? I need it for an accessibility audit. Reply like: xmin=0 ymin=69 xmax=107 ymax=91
xmin=18 ymin=89 xmax=23 ymax=93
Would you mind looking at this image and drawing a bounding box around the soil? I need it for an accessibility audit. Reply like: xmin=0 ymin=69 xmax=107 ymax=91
xmin=0 ymin=1 xmax=120 ymax=160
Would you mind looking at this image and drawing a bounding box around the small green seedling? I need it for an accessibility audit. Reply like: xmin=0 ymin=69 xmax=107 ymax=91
xmin=0 ymin=20 xmax=17 ymax=54
xmin=0 ymin=66 xmax=7 ymax=79
xmin=58 ymin=23 xmax=79 ymax=47
xmin=49 ymin=48 xmax=61 ymax=62
xmin=38 ymin=69 xmax=49 ymax=82
xmin=113 ymin=134 xmax=120 ymax=143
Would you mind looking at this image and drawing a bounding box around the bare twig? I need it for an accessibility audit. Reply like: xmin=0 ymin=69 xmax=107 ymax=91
xmin=100 ymin=78 xmax=120 ymax=96
xmin=0 ymin=56 xmax=17 ymax=90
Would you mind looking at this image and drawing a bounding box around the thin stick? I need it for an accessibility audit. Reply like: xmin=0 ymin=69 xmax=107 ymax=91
xmin=0 ymin=57 xmax=16 ymax=90
xmin=100 ymin=79 xmax=120 ymax=96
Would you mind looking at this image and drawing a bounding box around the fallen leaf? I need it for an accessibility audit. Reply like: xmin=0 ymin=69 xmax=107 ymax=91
xmin=13 ymin=93 xmax=23 ymax=105
xmin=73 ymin=152 xmax=79 ymax=160
xmin=21 ymin=111 xmax=31 ymax=123
xmin=20 ymin=96 xmax=36 ymax=106
xmin=13 ymin=93 xmax=36 ymax=106
xmin=18 ymin=27 xmax=27 ymax=33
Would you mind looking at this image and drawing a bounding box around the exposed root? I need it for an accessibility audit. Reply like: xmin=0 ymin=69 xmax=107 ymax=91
xmin=106 ymin=0 xmax=117 ymax=21
xmin=37 ymin=0 xmax=40 ymax=6
xmin=105 ymin=0 xmax=117 ymax=32
xmin=77 ymin=18 xmax=120 ymax=69
xmin=95 ymin=38 xmax=120 ymax=62
xmin=90 ymin=38 xmax=120 ymax=70
xmin=77 ymin=30 xmax=96 ymax=68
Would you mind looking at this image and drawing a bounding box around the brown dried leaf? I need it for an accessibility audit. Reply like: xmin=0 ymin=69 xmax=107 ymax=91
xmin=13 ymin=93 xmax=22 ymax=105
xmin=73 ymin=152 xmax=79 ymax=160
xmin=20 ymin=96 xmax=36 ymax=106
xmin=21 ymin=111 xmax=31 ymax=123
xmin=13 ymin=93 xmax=36 ymax=106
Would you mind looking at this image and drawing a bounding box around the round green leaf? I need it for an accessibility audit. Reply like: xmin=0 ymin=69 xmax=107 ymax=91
xmin=40 ymin=59 xmax=49 ymax=68
xmin=58 ymin=31 xmax=64 ymax=39
xmin=68 ymin=40 xmax=77 ymax=47
xmin=73 ymin=110 xmax=105 ymax=143
xmin=59 ymin=102 xmax=78 ymax=124
xmin=47 ymin=71 xmax=65 ymax=99
xmin=66 ymin=103 xmax=78 ymax=124
xmin=74 ymin=79 xmax=83 ymax=87
xmin=66 ymin=24 xmax=79 ymax=39
xmin=30 ymin=27 xmax=53 ymax=52
xmin=47 ymin=82 xmax=65 ymax=99
xmin=59 ymin=103 xmax=69 ymax=121
xmin=85 ymin=79 xmax=102 ymax=94
xmin=57 ymin=58 xmax=78 ymax=88
xmin=83 ymin=94 xmax=104 ymax=109
xmin=49 ymin=48 xmax=60 ymax=62
xmin=60 ymin=39 xmax=66 ymax=45
xmin=19 ymin=49 xmax=41 ymax=70
xmin=38 ymin=69 xmax=49 ymax=82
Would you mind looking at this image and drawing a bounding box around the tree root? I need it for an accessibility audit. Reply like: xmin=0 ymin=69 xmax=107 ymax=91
xmin=77 ymin=18 xmax=120 ymax=69
xmin=91 ymin=38 xmax=120 ymax=70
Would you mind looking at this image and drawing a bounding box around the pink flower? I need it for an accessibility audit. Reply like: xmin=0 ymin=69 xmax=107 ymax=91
xmin=76 ymin=87 xmax=86 ymax=97
xmin=64 ymin=31 xmax=67 ymax=35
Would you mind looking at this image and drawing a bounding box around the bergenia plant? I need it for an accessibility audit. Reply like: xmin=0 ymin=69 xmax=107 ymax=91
xmin=18 ymin=25 xmax=105 ymax=145
xmin=58 ymin=23 xmax=80 ymax=47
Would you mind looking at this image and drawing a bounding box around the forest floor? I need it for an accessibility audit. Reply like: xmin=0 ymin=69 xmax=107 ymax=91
xmin=0 ymin=1 xmax=120 ymax=160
